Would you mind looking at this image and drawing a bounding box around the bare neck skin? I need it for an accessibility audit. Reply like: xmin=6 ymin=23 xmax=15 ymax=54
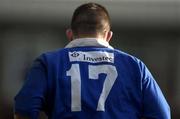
xmin=65 ymin=29 xmax=113 ymax=43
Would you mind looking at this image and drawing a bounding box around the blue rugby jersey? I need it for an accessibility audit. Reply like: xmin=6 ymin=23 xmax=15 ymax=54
xmin=14 ymin=38 xmax=170 ymax=119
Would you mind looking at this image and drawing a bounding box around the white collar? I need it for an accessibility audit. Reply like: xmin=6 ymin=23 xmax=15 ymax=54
xmin=65 ymin=38 xmax=113 ymax=49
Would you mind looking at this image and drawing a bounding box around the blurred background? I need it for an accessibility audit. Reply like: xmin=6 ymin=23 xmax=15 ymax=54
xmin=0 ymin=0 xmax=179 ymax=118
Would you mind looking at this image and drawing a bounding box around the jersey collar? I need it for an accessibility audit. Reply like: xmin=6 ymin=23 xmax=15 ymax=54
xmin=65 ymin=38 xmax=113 ymax=49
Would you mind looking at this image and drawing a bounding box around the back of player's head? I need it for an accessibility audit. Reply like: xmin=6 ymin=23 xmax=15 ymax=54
xmin=71 ymin=3 xmax=111 ymax=37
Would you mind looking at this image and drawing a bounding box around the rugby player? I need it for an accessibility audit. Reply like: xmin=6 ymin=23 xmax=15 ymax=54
xmin=14 ymin=2 xmax=170 ymax=119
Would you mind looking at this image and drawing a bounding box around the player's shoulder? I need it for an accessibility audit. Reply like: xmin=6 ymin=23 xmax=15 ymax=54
xmin=113 ymin=48 xmax=141 ymax=63
xmin=42 ymin=48 xmax=66 ymax=57
xmin=35 ymin=48 xmax=67 ymax=64
xmin=114 ymin=48 xmax=148 ymax=78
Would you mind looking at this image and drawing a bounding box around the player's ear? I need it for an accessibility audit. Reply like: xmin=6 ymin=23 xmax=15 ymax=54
xmin=105 ymin=31 xmax=113 ymax=42
xmin=66 ymin=29 xmax=73 ymax=41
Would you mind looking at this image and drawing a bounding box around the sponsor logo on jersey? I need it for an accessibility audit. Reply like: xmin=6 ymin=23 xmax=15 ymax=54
xmin=70 ymin=52 xmax=80 ymax=57
xmin=69 ymin=51 xmax=114 ymax=63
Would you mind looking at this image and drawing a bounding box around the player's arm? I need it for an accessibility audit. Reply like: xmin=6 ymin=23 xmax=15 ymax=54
xmin=14 ymin=55 xmax=47 ymax=119
xmin=140 ymin=62 xmax=171 ymax=119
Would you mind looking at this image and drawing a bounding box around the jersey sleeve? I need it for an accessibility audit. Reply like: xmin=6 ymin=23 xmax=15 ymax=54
xmin=140 ymin=61 xmax=171 ymax=119
xmin=14 ymin=55 xmax=47 ymax=119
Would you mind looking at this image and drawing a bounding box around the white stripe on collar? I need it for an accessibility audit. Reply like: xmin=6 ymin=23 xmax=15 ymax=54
xmin=65 ymin=38 xmax=113 ymax=49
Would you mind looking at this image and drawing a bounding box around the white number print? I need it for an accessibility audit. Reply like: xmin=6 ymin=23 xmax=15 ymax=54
xmin=67 ymin=64 xmax=82 ymax=111
xmin=67 ymin=64 xmax=118 ymax=112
